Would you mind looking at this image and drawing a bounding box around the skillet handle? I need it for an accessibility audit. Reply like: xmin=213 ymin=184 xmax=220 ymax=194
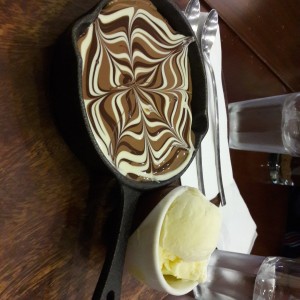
xmin=92 ymin=185 xmax=140 ymax=300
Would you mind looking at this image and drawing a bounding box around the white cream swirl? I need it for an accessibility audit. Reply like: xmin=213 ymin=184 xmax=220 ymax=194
xmin=78 ymin=0 xmax=195 ymax=181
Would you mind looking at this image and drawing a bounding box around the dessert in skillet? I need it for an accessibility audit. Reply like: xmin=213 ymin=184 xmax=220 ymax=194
xmin=77 ymin=0 xmax=195 ymax=181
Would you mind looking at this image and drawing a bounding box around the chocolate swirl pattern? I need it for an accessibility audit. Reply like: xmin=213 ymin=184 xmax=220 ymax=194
xmin=78 ymin=0 xmax=195 ymax=181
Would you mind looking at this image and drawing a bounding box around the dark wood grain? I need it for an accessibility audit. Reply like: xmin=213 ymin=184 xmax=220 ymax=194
xmin=0 ymin=0 xmax=169 ymax=299
xmin=219 ymin=17 xmax=289 ymax=102
xmin=229 ymin=150 xmax=290 ymax=255
xmin=204 ymin=0 xmax=300 ymax=92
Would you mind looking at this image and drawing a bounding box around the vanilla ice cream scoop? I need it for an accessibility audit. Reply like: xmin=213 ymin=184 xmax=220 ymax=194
xmin=159 ymin=187 xmax=221 ymax=282
xmin=125 ymin=186 xmax=221 ymax=295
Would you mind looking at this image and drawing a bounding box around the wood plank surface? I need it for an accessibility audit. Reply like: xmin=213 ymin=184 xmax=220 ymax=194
xmin=204 ymin=0 xmax=300 ymax=92
xmin=230 ymin=150 xmax=290 ymax=256
xmin=0 ymin=0 xmax=169 ymax=298
xmin=219 ymin=16 xmax=290 ymax=102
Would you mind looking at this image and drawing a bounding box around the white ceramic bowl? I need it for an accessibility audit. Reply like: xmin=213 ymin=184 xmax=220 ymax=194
xmin=124 ymin=186 xmax=199 ymax=296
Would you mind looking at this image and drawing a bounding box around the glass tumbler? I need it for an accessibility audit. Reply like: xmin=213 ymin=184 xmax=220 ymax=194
xmin=229 ymin=93 xmax=300 ymax=157
xmin=253 ymin=256 xmax=300 ymax=299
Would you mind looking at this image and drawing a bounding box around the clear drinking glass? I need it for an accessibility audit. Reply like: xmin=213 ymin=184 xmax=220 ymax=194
xmin=193 ymin=250 xmax=265 ymax=299
xmin=253 ymin=256 xmax=300 ymax=300
xmin=229 ymin=93 xmax=300 ymax=157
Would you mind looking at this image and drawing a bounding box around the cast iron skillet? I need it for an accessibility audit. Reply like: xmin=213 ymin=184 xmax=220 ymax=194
xmin=52 ymin=0 xmax=208 ymax=299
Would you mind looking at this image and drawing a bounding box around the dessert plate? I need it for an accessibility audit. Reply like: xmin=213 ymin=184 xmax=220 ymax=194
xmin=52 ymin=0 xmax=208 ymax=298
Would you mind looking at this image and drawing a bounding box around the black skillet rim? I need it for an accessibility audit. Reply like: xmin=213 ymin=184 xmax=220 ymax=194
xmin=70 ymin=0 xmax=208 ymax=190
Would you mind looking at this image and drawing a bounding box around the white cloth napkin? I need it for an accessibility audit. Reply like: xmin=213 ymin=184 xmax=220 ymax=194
xmin=181 ymin=13 xmax=258 ymax=254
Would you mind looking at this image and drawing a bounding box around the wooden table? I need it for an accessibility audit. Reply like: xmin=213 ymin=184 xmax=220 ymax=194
xmin=1 ymin=0 xmax=298 ymax=299
xmin=0 ymin=0 xmax=172 ymax=298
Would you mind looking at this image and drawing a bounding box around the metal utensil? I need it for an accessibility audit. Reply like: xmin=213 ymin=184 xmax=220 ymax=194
xmin=198 ymin=9 xmax=226 ymax=206
xmin=184 ymin=4 xmax=210 ymax=299
xmin=184 ymin=0 xmax=200 ymax=33
xmin=184 ymin=0 xmax=206 ymax=195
